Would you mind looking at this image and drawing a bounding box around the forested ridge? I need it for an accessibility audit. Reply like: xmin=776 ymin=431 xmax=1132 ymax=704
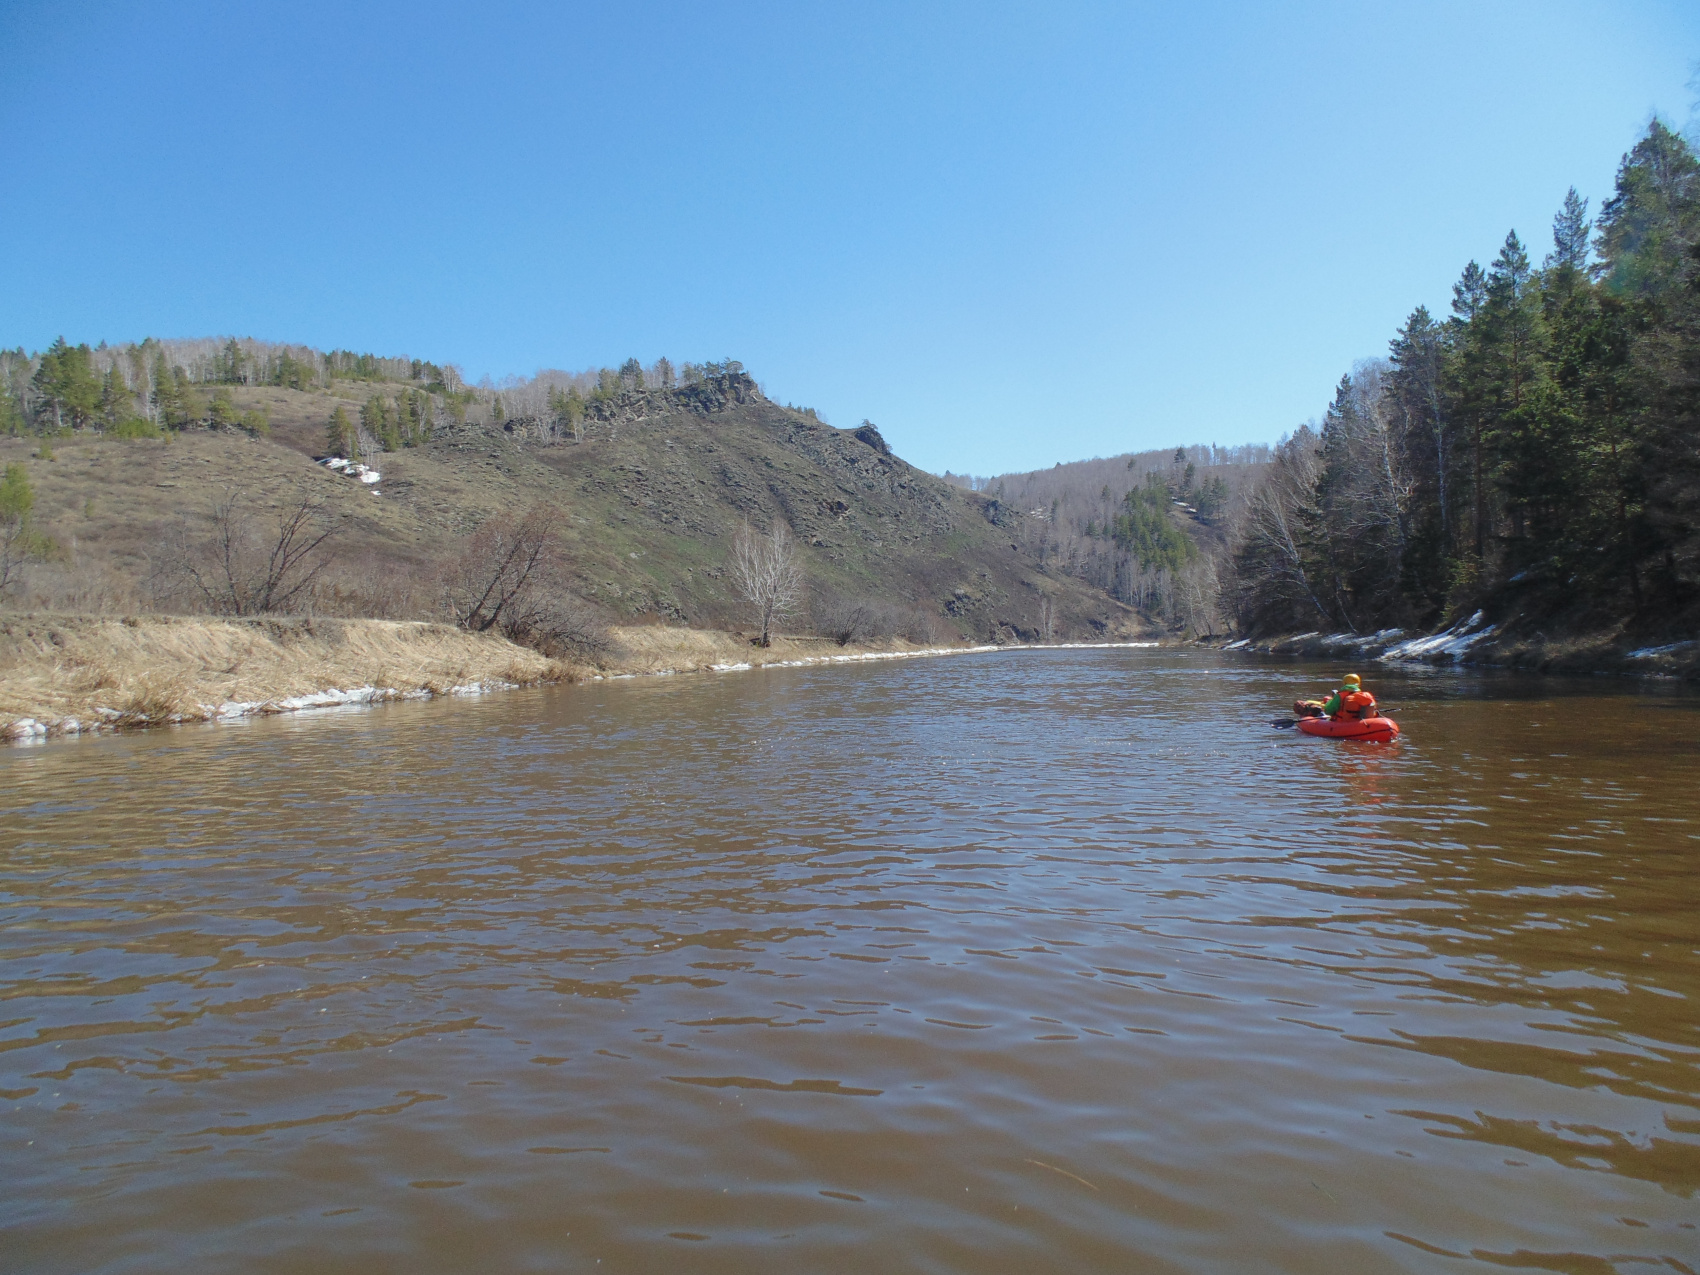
xmin=1 ymin=337 xmax=751 ymax=452
xmin=945 ymin=445 xmax=1266 ymax=633
xmin=1231 ymin=120 xmax=1700 ymax=644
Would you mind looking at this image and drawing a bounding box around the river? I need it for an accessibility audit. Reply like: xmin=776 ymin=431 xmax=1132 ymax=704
xmin=3 ymin=647 xmax=1697 ymax=1273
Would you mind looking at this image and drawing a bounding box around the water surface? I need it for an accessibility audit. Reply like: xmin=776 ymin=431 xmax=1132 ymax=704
xmin=3 ymin=648 xmax=1698 ymax=1273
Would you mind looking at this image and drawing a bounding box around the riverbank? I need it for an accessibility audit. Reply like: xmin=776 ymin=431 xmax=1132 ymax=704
xmin=0 ymin=614 xmax=579 ymax=741
xmin=2 ymin=614 xmax=1125 ymax=743
xmin=1212 ymin=614 xmax=1700 ymax=681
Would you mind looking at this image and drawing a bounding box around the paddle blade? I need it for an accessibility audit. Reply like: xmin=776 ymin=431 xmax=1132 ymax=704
xmin=1271 ymin=718 xmax=1298 ymax=729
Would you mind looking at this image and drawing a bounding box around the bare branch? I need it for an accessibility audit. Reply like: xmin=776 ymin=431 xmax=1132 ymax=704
xmin=154 ymin=489 xmax=345 ymax=615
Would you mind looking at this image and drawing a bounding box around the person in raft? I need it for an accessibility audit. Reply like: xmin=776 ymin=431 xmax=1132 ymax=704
xmin=1293 ymin=674 xmax=1377 ymax=720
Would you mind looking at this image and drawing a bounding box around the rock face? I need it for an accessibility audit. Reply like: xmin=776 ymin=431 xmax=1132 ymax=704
xmin=851 ymin=422 xmax=892 ymax=456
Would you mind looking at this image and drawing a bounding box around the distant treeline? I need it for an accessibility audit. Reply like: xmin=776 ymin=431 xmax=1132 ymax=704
xmin=1231 ymin=121 xmax=1700 ymax=637
xmin=0 ymin=335 xmax=749 ymax=456
xmin=942 ymin=444 xmax=1270 ymax=629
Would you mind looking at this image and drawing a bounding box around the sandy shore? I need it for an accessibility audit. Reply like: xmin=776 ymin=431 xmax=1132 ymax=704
xmin=0 ymin=612 xmax=1163 ymax=743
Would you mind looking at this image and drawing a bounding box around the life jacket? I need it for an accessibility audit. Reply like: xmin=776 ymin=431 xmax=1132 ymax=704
xmin=1337 ymin=689 xmax=1376 ymax=719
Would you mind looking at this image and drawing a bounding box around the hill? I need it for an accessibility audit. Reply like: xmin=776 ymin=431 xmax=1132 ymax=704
xmin=1 ymin=360 xmax=1141 ymax=645
xmin=944 ymin=444 xmax=1272 ymax=635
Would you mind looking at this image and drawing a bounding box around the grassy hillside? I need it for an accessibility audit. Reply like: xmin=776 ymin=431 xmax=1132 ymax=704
xmin=2 ymin=371 xmax=1141 ymax=643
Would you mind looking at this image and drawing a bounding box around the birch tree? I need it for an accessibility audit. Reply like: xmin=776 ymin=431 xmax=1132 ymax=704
xmin=730 ymin=520 xmax=804 ymax=646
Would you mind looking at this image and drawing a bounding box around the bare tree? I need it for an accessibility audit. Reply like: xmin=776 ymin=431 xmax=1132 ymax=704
xmin=1231 ymin=427 xmax=1331 ymax=629
xmin=443 ymin=508 xmax=556 ymax=633
xmin=0 ymin=512 xmax=39 ymax=601
xmin=1171 ymin=558 xmax=1222 ymax=637
xmin=814 ymin=592 xmax=923 ymax=646
xmin=817 ymin=595 xmax=879 ymax=646
xmin=161 ymin=489 xmax=345 ymax=615
xmin=0 ymin=462 xmax=49 ymax=601
xmin=441 ymin=508 xmax=610 ymax=660
xmin=730 ymin=519 xmax=804 ymax=646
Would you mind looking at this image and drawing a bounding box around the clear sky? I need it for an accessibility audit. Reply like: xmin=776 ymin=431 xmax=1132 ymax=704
xmin=2 ymin=2 xmax=1696 ymax=475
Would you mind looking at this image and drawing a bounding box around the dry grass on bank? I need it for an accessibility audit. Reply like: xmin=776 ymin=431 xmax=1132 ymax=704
xmin=0 ymin=613 xmax=575 ymax=735
xmin=0 ymin=615 xmax=975 ymax=739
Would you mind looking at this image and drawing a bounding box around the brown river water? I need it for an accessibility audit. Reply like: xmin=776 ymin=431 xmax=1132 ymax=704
xmin=3 ymin=647 xmax=1698 ymax=1274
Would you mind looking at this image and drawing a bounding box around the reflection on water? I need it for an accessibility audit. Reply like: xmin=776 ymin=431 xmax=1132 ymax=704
xmin=2 ymin=648 xmax=1697 ymax=1274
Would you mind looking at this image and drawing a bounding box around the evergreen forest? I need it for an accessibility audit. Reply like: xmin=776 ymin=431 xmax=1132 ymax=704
xmin=1229 ymin=120 xmax=1700 ymax=641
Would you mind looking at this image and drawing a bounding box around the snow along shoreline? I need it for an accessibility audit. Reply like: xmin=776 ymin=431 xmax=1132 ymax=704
xmin=3 ymin=635 xmax=1165 ymax=745
xmin=1 ymin=677 xmax=530 ymax=744
xmin=1206 ymin=614 xmax=1700 ymax=681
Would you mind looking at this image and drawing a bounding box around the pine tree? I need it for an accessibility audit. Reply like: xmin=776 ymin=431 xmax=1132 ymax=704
xmin=208 ymin=389 xmax=237 ymax=427
xmin=1596 ymin=120 xmax=1700 ymax=298
xmin=1636 ymin=238 xmax=1700 ymax=602
xmin=1547 ymin=188 xmax=1591 ymax=272
xmin=326 ymin=405 xmax=357 ymax=457
xmin=1388 ymin=306 xmax=1456 ymax=616
xmin=1541 ymin=274 xmax=1641 ymax=597
xmin=31 ymin=337 xmax=101 ymax=430
xmin=1479 ymin=233 xmax=1550 ymax=548
xmin=0 ymin=382 xmax=23 ymax=436
xmin=150 ymin=353 xmax=176 ymax=425
xmin=401 ymin=389 xmax=427 ymax=445
xmin=173 ymin=369 xmax=204 ymax=426
xmin=99 ymin=364 xmax=132 ymax=428
xmin=1112 ymin=474 xmax=1195 ymax=575
xmin=273 ymin=351 xmax=312 ymax=391
xmin=0 ymin=462 xmax=33 ymax=521
xmin=360 ymin=394 xmax=399 ymax=451
xmin=1311 ymin=375 xmax=1364 ymax=625
xmin=216 ymin=337 xmax=246 ymax=384
xmin=1451 ymin=261 xmax=1488 ymax=323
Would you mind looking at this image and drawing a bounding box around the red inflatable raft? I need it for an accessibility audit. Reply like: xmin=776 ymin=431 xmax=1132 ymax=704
xmin=1296 ymin=714 xmax=1400 ymax=742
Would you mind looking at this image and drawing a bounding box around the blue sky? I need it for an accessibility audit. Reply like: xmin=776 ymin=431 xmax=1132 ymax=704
xmin=2 ymin=2 xmax=1696 ymax=474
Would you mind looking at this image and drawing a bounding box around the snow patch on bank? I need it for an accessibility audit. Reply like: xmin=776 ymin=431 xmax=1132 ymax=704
xmin=2 ymin=679 xmax=521 ymax=744
xmin=1382 ymin=611 xmax=1499 ymax=661
xmin=1627 ymin=640 xmax=1698 ymax=659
